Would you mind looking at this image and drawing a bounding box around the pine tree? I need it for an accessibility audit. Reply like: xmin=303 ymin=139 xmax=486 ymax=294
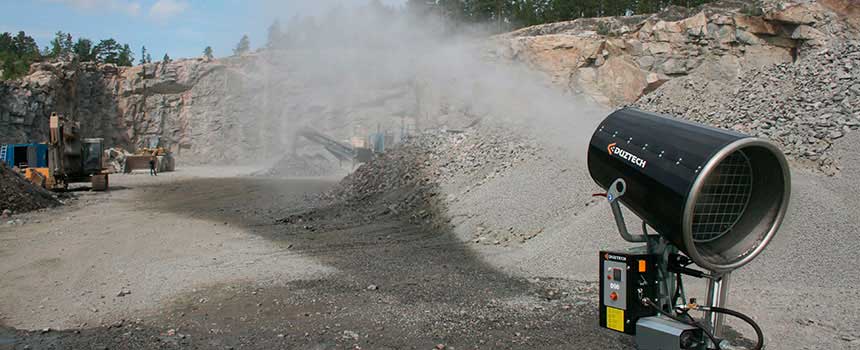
xmin=117 ymin=44 xmax=134 ymax=66
xmin=203 ymin=46 xmax=214 ymax=60
xmin=63 ymin=33 xmax=73 ymax=55
xmin=73 ymin=38 xmax=94 ymax=61
xmin=139 ymin=46 xmax=148 ymax=65
xmin=234 ymin=34 xmax=250 ymax=55
xmin=49 ymin=31 xmax=65 ymax=58
xmin=93 ymin=38 xmax=120 ymax=64
xmin=0 ymin=31 xmax=40 ymax=79
xmin=162 ymin=53 xmax=171 ymax=63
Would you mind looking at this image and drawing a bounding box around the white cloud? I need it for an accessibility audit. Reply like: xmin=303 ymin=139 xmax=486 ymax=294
xmin=47 ymin=0 xmax=141 ymax=16
xmin=148 ymin=0 xmax=189 ymax=22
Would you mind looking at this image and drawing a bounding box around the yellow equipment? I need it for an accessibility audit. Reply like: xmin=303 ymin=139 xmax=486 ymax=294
xmin=31 ymin=113 xmax=110 ymax=191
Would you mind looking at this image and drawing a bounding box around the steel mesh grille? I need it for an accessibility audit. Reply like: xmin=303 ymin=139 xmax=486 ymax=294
xmin=692 ymin=150 xmax=753 ymax=242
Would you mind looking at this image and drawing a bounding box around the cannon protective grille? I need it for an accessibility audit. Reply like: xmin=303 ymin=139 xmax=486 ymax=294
xmin=692 ymin=150 xmax=753 ymax=242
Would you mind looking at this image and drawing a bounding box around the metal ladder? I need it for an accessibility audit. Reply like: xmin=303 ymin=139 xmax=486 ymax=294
xmin=0 ymin=144 xmax=7 ymax=166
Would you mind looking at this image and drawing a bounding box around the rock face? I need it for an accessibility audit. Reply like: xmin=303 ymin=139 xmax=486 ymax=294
xmin=493 ymin=0 xmax=857 ymax=106
xmin=0 ymin=52 xmax=420 ymax=165
xmin=0 ymin=56 xmax=277 ymax=165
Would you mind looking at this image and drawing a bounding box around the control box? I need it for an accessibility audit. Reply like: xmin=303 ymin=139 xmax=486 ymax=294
xmin=599 ymin=250 xmax=659 ymax=334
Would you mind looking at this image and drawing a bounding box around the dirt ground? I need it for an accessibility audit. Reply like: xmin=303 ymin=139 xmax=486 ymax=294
xmin=0 ymin=167 xmax=629 ymax=349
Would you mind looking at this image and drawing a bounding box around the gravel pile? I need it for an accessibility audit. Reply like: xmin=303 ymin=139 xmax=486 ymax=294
xmin=635 ymin=40 xmax=860 ymax=175
xmin=0 ymin=164 xmax=60 ymax=215
xmin=254 ymin=153 xmax=343 ymax=178
xmin=313 ymin=128 xmax=539 ymax=226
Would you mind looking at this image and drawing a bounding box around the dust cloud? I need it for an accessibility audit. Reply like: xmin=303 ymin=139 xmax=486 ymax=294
xmin=244 ymin=1 xmax=607 ymax=159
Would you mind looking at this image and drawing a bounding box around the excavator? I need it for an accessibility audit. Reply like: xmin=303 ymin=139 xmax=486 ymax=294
xmin=0 ymin=112 xmax=109 ymax=191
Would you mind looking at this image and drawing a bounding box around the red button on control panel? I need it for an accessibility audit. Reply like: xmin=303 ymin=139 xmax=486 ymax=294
xmin=609 ymin=292 xmax=618 ymax=301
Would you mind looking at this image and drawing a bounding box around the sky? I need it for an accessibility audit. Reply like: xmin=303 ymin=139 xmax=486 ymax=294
xmin=0 ymin=0 xmax=407 ymax=60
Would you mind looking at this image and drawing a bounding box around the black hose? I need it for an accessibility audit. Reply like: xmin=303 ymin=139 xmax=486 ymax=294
xmin=675 ymin=307 xmax=720 ymax=350
xmin=704 ymin=306 xmax=765 ymax=350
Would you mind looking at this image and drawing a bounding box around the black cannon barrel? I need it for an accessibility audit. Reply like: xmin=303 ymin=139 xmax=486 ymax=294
xmin=587 ymin=108 xmax=791 ymax=272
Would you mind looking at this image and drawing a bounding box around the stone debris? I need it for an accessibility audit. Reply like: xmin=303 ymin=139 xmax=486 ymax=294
xmin=253 ymin=153 xmax=343 ymax=178
xmin=0 ymin=163 xmax=60 ymax=213
xmin=314 ymin=128 xmax=538 ymax=226
xmin=636 ymin=40 xmax=860 ymax=175
xmin=342 ymin=330 xmax=359 ymax=340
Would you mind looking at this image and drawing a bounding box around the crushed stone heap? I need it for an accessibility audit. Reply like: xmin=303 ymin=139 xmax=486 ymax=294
xmin=281 ymin=128 xmax=540 ymax=230
xmin=0 ymin=164 xmax=60 ymax=214
xmin=254 ymin=153 xmax=344 ymax=178
xmin=635 ymin=40 xmax=860 ymax=175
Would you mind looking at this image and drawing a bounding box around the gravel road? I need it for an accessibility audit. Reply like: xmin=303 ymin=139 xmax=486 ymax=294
xmin=2 ymin=131 xmax=857 ymax=350
xmin=0 ymin=167 xmax=629 ymax=349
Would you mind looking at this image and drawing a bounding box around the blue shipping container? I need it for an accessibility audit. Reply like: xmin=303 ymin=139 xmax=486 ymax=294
xmin=0 ymin=143 xmax=48 ymax=168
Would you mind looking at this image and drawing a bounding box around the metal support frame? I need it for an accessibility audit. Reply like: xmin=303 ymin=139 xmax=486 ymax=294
xmin=607 ymin=179 xmax=647 ymax=243
xmin=603 ymin=178 xmax=741 ymax=349
xmin=606 ymin=178 xmax=676 ymax=311
xmin=706 ymin=273 xmax=731 ymax=338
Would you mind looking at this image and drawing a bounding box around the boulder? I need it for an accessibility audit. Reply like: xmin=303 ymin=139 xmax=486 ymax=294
xmin=644 ymin=72 xmax=670 ymax=94
xmin=766 ymin=3 xmax=818 ymax=25
xmin=736 ymin=30 xmax=762 ymax=45
xmin=791 ymin=25 xmax=826 ymax=41
xmin=655 ymin=58 xmax=688 ymax=75
xmin=637 ymin=55 xmax=656 ymax=70
xmin=595 ymin=57 xmax=649 ymax=105
xmin=680 ymin=12 xmax=708 ymax=36
xmin=645 ymin=42 xmax=672 ymax=55
xmin=734 ymin=15 xmax=780 ymax=35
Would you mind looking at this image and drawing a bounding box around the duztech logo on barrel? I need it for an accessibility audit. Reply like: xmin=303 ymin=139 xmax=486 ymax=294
xmin=607 ymin=143 xmax=647 ymax=169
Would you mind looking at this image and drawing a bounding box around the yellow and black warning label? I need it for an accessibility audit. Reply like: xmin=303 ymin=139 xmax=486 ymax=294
xmin=606 ymin=306 xmax=625 ymax=332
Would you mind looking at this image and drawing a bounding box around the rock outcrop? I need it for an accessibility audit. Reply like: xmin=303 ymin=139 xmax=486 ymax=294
xmin=0 ymin=55 xmax=295 ymax=165
xmin=493 ymin=0 xmax=858 ymax=106
xmin=0 ymin=51 xmax=419 ymax=165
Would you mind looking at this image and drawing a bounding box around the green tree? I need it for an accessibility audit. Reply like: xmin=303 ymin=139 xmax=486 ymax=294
xmin=0 ymin=31 xmax=40 ymax=79
xmin=49 ymin=31 xmax=65 ymax=58
xmin=203 ymin=46 xmax=214 ymax=60
xmin=93 ymin=38 xmax=121 ymax=64
xmin=233 ymin=34 xmax=250 ymax=55
xmin=73 ymin=38 xmax=94 ymax=61
xmin=139 ymin=45 xmax=148 ymax=65
xmin=12 ymin=31 xmax=39 ymax=59
xmin=117 ymin=44 xmax=134 ymax=66
xmin=162 ymin=52 xmax=171 ymax=63
xmin=0 ymin=32 xmax=12 ymax=53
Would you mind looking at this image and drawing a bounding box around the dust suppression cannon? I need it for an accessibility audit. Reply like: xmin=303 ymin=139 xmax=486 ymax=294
xmin=588 ymin=108 xmax=790 ymax=350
